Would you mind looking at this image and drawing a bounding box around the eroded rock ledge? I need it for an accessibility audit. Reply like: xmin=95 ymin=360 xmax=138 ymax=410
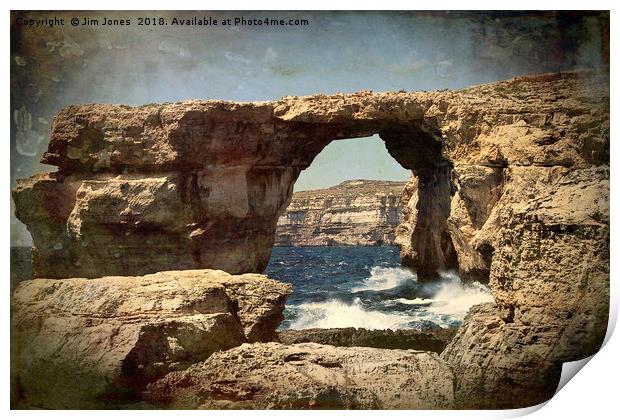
xmin=142 ymin=342 xmax=455 ymax=409
xmin=277 ymin=327 xmax=457 ymax=353
xmin=11 ymin=269 xmax=291 ymax=409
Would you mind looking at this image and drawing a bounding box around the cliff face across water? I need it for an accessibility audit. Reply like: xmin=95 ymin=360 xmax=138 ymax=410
xmin=274 ymin=180 xmax=406 ymax=246
xmin=11 ymin=71 xmax=610 ymax=409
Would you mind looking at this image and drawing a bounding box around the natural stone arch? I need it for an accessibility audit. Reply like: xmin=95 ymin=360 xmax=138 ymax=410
xmin=12 ymin=71 xmax=611 ymax=408
xmin=276 ymin=119 xmax=458 ymax=280
xmin=14 ymin=97 xmax=461 ymax=281
xmin=13 ymin=72 xmax=608 ymax=285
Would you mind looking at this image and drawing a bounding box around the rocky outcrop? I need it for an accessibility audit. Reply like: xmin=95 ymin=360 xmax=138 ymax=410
xmin=11 ymin=269 xmax=291 ymax=409
xmin=395 ymin=73 xmax=609 ymax=283
xmin=275 ymin=180 xmax=406 ymax=246
xmin=11 ymin=70 xmax=610 ymax=408
xmin=389 ymin=74 xmax=609 ymax=407
xmin=441 ymin=303 xmax=564 ymax=408
xmin=15 ymin=71 xmax=606 ymax=280
xmin=436 ymin=165 xmax=610 ymax=408
xmin=143 ymin=342 xmax=455 ymax=409
xmin=277 ymin=327 xmax=457 ymax=353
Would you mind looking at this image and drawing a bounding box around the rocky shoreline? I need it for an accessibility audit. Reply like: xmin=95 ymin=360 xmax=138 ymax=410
xmin=10 ymin=268 xmax=458 ymax=409
xmin=11 ymin=71 xmax=610 ymax=409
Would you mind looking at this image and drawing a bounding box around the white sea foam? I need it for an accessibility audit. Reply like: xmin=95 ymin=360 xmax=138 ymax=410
xmin=351 ymin=266 xmax=417 ymax=292
xmin=425 ymin=272 xmax=495 ymax=321
xmin=288 ymin=297 xmax=415 ymax=330
xmin=286 ymin=270 xmax=495 ymax=330
xmin=395 ymin=297 xmax=434 ymax=305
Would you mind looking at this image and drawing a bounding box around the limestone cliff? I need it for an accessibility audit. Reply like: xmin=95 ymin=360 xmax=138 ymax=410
xmin=274 ymin=180 xmax=406 ymax=246
xmin=12 ymin=70 xmax=610 ymax=408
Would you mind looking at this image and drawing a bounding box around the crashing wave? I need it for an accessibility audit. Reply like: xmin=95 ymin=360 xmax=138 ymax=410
xmin=394 ymin=297 xmax=434 ymax=305
xmin=284 ymin=268 xmax=495 ymax=330
xmin=351 ymin=266 xmax=417 ymax=292
xmin=286 ymin=297 xmax=416 ymax=330
xmin=425 ymin=272 xmax=495 ymax=320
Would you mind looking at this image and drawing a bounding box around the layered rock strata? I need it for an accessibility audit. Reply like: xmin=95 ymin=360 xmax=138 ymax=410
xmin=143 ymin=342 xmax=455 ymax=409
xmin=277 ymin=327 xmax=457 ymax=353
xmin=12 ymin=70 xmax=610 ymax=408
xmin=439 ymin=164 xmax=609 ymax=407
xmin=274 ymin=180 xmax=406 ymax=246
xmin=11 ymin=269 xmax=291 ymax=409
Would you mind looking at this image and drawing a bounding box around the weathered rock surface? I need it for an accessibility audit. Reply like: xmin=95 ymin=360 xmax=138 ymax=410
xmin=391 ymin=72 xmax=609 ymax=407
xmin=277 ymin=327 xmax=457 ymax=353
xmin=275 ymin=180 xmax=406 ymax=246
xmin=441 ymin=303 xmax=563 ymax=408
xmin=11 ymin=270 xmax=291 ymax=409
xmin=437 ymin=166 xmax=610 ymax=408
xmin=143 ymin=342 xmax=455 ymax=409
xmin=15 ymin=71 xmax=607 ymax=280
xmin=394 ymin=72 xmax=609 ymax=282
xmin=11 ymin=70 xmax=610 ymax=409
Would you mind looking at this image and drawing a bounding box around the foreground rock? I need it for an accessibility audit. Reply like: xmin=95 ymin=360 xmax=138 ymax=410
xmin=442 ymin=303 xmax=563 ymax=408
xmin=11 ymin=270 xmax=291 ymax=409
xmin=143 ymin=342 xmax=454 ymax=409
xmin=277 ymin=327 xmax=456 ymax=353
xmin=275 ymin=180 xmax=406 ymax=246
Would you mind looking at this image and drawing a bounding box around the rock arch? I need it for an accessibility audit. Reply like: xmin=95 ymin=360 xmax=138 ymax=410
xmin=12 ymin=70 xmax=610 ymax=407
xmin=14 ymin=93 xmax=461 ymax=280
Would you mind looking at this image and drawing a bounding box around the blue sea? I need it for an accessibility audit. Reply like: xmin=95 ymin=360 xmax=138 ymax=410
xmin=265 ymin=246 xmax=494 ymax=331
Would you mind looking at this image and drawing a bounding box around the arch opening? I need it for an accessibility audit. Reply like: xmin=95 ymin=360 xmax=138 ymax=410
xmin=266 ymin=124 xmax=494 ymax=334
xmin=273 ymin=119 xmax=462 ymax=281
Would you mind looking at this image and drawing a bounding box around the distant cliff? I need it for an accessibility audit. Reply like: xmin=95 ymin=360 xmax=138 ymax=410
xmin=274 ymin=180 xmax=406 ymax=246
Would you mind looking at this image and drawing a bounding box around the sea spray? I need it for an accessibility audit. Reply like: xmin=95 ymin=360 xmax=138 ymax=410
xmin=351 ymin=266 xmax=417 ymax=292
xmin=394 ymin=297 xmax=434 ymax=305
xmin=425 ymin=272 xmax=496 ymax=320
xmin=287 ymin=297 xmax=416 ymax=330
xmin=266 ymin=246 xmax=496 ymax=331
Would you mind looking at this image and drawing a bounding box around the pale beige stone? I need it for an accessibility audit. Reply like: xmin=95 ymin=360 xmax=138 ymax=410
xmin=144 ymin=342 xmax=455 ymax=409
xmin=11 ymin=269 xmax=292 ymax=408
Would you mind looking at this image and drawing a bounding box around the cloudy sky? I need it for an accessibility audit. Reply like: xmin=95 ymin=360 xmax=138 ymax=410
xmin=10 ymin=11 xmax=608 ymax=244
